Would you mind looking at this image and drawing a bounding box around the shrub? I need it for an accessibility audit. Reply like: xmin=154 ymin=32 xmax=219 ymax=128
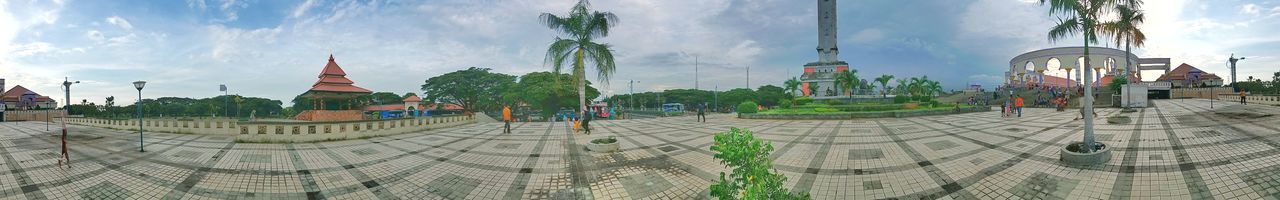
xmin=918 ymin=95 xmax=932 ymax=102
xmin=794 ymin=97 xmax=814 ymax=105
xmin=929 ymin=100 xmax=941 ymax=108
xmin=737 ymin=101 xmax=759 ymax=114
xmin=893 ymin=95 xmax=910 ymax=103
xmin=814 ymin=108 xmax=839 ymax=112
xmin=779 ymin=99 xmax=792 ymax=109
xmin=709 ymin=128 xmax=811 ymax=200
xmin=591 ymin=136 xmax=617 ymax=144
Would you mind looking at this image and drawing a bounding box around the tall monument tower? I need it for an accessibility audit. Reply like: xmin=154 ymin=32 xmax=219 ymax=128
xmin=817 ymin=0 xmax=838 ymax=63
xmin=800 ymin=0 xmax=850 ymax=98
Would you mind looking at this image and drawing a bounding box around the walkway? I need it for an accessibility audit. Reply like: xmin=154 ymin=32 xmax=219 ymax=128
xmin=0 ymin=99 xmax=1278 ymax=199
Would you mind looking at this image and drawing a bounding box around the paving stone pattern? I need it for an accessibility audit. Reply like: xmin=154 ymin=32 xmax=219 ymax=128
xmin=0 ymin=99 xmax=1278 ymax=199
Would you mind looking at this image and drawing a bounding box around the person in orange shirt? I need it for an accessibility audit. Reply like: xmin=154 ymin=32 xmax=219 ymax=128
xmin=502 ymin=105 xmax=512 ymax=134
xmin=1240 ymin=90 xmax=1247 ymax=105
xmin=1014 ymin=95 xmax=1024 ymax=117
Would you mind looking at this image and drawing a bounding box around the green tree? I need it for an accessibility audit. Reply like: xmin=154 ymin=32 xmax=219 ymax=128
xmin=540 ymin=0 xmax=620 ymax=118
xmin=720 ymin=88 xmax=758 ymax=110
xmin=874 ymin=75 xmax=893 ymax=98
xmin=421 ymin=67 xmax=517 ymax=113
xmin=755 ymin=85 xmax=787 ymax=107
xmin=835 ymin=70 xmax=859 ymax=100
xmin=1099 ymin=0 xmax=1144 ymax=82
xmin=1041 ymin=0 xmax=1115 ymax=152
xmin=504 ymin=72 xmax=600 ymax=117
xmin=709 ymin=128 xmax=810 ymax=200
xmin=783 ymin=77 xmax=801 ymax=97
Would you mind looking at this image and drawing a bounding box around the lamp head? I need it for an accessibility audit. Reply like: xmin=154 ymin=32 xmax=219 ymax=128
xmin=133 ymin=81 xmax=146 ymax=90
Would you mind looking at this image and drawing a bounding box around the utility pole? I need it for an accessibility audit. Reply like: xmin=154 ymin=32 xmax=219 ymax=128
xmin=746 ymin=66 xmax=751 ymax=89
xmin=714 ymin=85 xmax=719 ymax=112
xmin=629 ymin=80 xmax=636 ymax=110
xmin=1229 ymin=54 xmax=1246 ymax=92
xmin=695 ymin=55 xmax=699 ymax=91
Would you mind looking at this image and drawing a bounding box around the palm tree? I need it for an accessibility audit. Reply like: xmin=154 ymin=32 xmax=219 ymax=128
xmin=835 ymin=70 xmax=858 ymax=100
xmin=894 ymin=79 xmax=909 ymax=95
xmin=1041 ymin=0 xmax=1115 ymax=153
xmin=1100 ymin=1 xmax=1145 ymax=109
xmin=1100 ymin=1 xmax=1144 ymax=81
xmin=784 ymin=77 xmax=801 ymax=97
xmin=806 ymin=83 xmax=819 ymax=97
xmin=875 ymin=75 xmax=894 ymax=98
xmin=541 ymin=0 xmax=620 ymax=118
xmin=925 ymin=80 xmax=942 ymax=97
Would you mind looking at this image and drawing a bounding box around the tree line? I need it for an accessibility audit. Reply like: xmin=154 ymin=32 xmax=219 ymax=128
xmin=67 ymin=95 xmax=283 ymax=119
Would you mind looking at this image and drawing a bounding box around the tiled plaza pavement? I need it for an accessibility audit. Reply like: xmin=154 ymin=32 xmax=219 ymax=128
xmin=1 ymin=99 xmax=1279 ymax=199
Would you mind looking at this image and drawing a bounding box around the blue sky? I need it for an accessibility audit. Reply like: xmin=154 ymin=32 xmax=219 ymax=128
xmin=2 ymin=0 xmax=1278 ymax=106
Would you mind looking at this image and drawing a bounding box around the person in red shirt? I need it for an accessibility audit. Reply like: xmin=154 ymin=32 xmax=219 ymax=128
xmin=1014 ymin=95 xmax=1024 ymax=117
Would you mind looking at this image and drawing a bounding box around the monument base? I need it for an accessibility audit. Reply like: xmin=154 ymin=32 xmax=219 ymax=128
xmin=295 ymin=110 xmax=365 ymax=121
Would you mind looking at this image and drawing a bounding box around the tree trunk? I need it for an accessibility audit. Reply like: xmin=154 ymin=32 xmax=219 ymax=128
xmin=1123 ymin=40 xmax=1131 ymax=109
xmin=1082 ymin=31 xmax=1097 ymax=153
xmin=576 ymin=49 xmax=587 ymax=120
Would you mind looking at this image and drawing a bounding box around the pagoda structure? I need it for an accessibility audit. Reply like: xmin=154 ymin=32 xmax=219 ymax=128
xmin=295 ymin=55 xmax=373 ymax=121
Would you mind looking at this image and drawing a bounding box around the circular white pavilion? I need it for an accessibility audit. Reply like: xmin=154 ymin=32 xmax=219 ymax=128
xmin=1007 ymin=47 xmax=1148 ymax=87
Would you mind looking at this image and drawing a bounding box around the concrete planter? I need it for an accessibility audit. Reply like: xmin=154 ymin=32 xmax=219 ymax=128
xmin=1060 ymin=142 xmax=1111 ymax=165
xmin=587 ymin=137 xmax=619 ymax=152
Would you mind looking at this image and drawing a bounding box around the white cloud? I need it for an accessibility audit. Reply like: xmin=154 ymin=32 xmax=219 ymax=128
xmin=10 ymin=42 xmax=56 ymax=57
xmin=106 ymin=16 xmax=133 ymax=30
xmin=291 ymin=0 xmax=316 ymax=18
xmin=849 ymin=28 xmax=884 ymax=44
xmin=1242 ymin=4 xmax=1261 ymax=15
xmin=86 ymin=30 xmax=104 ymax=41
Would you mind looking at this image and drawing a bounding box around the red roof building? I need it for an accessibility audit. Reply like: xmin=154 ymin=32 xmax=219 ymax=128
xmin=300 ymin=55 xmax=373 ymax=110
xmin=1156 ymin=63 xmax=1224 ymax=87
xmin=1 ymin=85 xmax=58 ymax=110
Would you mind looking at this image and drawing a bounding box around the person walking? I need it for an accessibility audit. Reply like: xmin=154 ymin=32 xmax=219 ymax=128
xmin=502 ymin=105 xmax=512 ymax=134
xmin=1014 ymin=95 xmax=1024 ymax=117
xmin=581 ymin=111 xmax=592 ymax=135
xmin=1240 ymin=90 xmax=1248 ymax=105
xmin=57 ymin=127 xmax=69 ymax=168
xmin=696 ymin=103 xmax=706 ymax=123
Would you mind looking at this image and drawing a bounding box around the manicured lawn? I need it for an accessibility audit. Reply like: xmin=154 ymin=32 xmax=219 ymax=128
xmin=757 ymin=102 xmax=974 ymax=115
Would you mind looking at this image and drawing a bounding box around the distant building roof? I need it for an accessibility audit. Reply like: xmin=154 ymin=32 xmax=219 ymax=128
xmin=1156 ymin=63 xmax=1223 ymax=82
xmin=0 ymin=85 xmax=55 ymax=102
xmin=424 ymin=103 xmax=464 ymax=110
xmin=402 ymin=94 xmax=422 ymax=102
xmin=306 ymin=55 xmax=372 ymax=94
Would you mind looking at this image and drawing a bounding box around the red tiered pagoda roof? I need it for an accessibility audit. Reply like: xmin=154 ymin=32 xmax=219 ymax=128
xmin=307 ymin=55 xmax=372 ymax=94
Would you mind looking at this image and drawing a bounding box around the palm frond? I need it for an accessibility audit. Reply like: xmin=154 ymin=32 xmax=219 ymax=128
xmin=581 ymin=41 xmax=617 ymax=85
xmin=1047 ymin=17 xmax=1081 ymax=43
xmin=584 ymin=11 xmax=619 ymax=39
xmin=544 ymin=38 xmax=578 ymax=83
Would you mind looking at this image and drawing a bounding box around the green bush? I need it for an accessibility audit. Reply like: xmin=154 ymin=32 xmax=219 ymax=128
xmin=737 ymin=101 xmax=759 ymax=114
xmin=814 ymin=108 xmax=840 ymax=112
xmin=794 ymin=97 xmax=814 ymax=105
xmin=710 ymin=128 xmax=811 ymax=200
xmin=929 ymin=100 xmax=941 ymax=108
xmin=918 ymin=95 xmax=932 ymax=102
xmin=779 ymin=99 xmax=792 ymax=109
xmin=893 ymin=95 xmax=909 ymax=103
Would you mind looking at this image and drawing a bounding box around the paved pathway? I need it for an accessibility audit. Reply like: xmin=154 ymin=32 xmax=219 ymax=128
xmin=0 ymin=99 xmax=1278 ymax=199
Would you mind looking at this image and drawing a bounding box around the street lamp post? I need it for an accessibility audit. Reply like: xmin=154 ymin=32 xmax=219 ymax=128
xmin=220 ymin=84 xmax=228 ymax=118
xmin=134 ymin=81 xmax=146 ymax=152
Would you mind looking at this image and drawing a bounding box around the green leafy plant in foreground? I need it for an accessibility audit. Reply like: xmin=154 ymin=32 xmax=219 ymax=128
xmin=710 ymin=128 xmax=810 ymax=200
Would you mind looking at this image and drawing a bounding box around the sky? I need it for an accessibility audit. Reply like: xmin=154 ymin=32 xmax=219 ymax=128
xmin=2 ymin=0 xmax=1278 ymax=106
